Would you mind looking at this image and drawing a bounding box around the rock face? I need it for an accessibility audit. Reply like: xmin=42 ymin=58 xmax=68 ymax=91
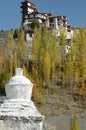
xmin=0 ymin=68 xmax=44 ymax=130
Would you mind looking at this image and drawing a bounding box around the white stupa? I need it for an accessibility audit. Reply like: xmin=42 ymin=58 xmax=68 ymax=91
xmin=0 ymin=68 xmax=44 ymax=130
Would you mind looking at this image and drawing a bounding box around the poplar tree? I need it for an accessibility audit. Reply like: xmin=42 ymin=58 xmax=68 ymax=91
xmin=4 ymin=30 xmax=14 ymax=87
xmin=17 ymin=27 xmax=25 ymax=67
xmin=78 ymin=27 xmax=86 ymax=80
xmin=74 ymin=27 xmax=86 ymax=94
xmin=40 ymin=28 xmax=61 ymax=87
xmin=69 ymin=40 xmax=78 ymax=88
xmin=5 ymin=30 xmax=14 ymax=58
xmin=65 ymin=52 xmax=74 ymax=87
xmin=9 ymin=55 xmax=13 ymax=77
xmin=40 ymin=28 xmax=51 ymax=87
xmin=13 ymin=51 xmax=18 ymax=70
xmin=32 ymin=28 xmax=41 ymax=82
xmin=70 ymin=116 xmax=80 ymax=130
xmin=60 ymin=32 xmax=67 ymax=87
xmin=43 ymin=50 xmax=50 ymax=87
xmin=48 ymin=29 xmax=61 ymax=85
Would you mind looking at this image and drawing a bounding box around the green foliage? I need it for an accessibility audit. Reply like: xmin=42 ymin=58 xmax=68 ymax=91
xmin=70 ymin=116 xmax=80 ymax=130
xmin=22 ymin=65 xmax=32 ymax=81
xmin=30 ymin=19 xmax=40 ymax=29
xmin=13 ymin=51 xmax=18 ymax=70
xmin=9 ymin=56 xmax=13 ymax=77
xmin=5 ymin=30 xmax=14 ymax=57
xmin=43 ymin=51 xmax=50 ymax=87
xmin=0 ymin=71 xmax=11 ymax=93
xmin=32 ymin=28 xmax=61 ymax=88
xmin=38 ymin=95 xmax=45 ymax=105
xmin=73 ymin=27 xmax=86 ymax=77
xmin=17 ymin=27 xmax=24 ymax=67
xmin=1 ymin=26 xmax=86 ymax=96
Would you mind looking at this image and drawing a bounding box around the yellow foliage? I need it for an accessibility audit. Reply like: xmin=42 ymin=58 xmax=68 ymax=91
xmin=32 ymin=83 xmax=41 ymax=99
xmin=0 ymin=50 xmax=7 ymax=71
xmin=70 ymin=116 xmax=80 ymax=130
xmin=32 ymin=83 xmax=45 ymax=105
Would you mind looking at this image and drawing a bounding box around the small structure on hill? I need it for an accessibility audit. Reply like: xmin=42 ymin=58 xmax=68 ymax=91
xmin=0 ymin=68 xmax=44 ymax=130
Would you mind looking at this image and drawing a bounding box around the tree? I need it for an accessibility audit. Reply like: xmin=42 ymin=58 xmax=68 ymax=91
xmin=5 ymin=30 xmax=14 ymax=58
xmin=32 ymin=28 xmax=61 ymax=88
xmin=32 ymin=28 xmax=41 ymax=82
xmin=17 ymin=27 xmax=26 ymax=67
xmin=64 ymin=52 xmax=74 ymax=88
xmin=0 ymin=49 xmax=7 ymax=93
xmin=30 ymin=19 xmax=40 ymax=29
xmin=9 ymin=55 xmax=13 ymax=77
xmin=78 ymin=27 xmax=86 ymax=80
xmin=0 ymin=30 xmax=15 ymax=93
xmin=49 ymin=30 xmax=61 ymax=85
xmin=0 ymin=49 xmax=7 ymax=71
xmin=72 ymin=27 xmax=86 ymax=94
xmin=43 ymin=50 xmax=50 ymax=87
xmin=60 ymin=32 xmax=67 ymax=87
xmin=13 ymin=51 xmax=18 ymax=71
xmin=70 ymin=116 xmax=80 ymax=130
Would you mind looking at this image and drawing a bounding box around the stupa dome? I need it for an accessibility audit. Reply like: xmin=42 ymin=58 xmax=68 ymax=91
xmin=0 ymin=68 xmax=44 ymax=130
xmin=5 ymin=68 xmax=33 ymax=100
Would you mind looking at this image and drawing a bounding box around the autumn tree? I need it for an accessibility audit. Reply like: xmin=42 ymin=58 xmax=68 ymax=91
xmin=68 ymin=39 xmax=79 ymax=89
xmin=9 ymin=55 xmax=13 ymax=77
xmin=0 ymin=30 xmax=15 ymax=93
xmin=13 ymin=51 xmax=18 ymax=71
xmin=47 ymin=29 xmax=61 ymax=85
xmin=32 ymin=28 xmax=41 ymax=82
xmin=17 ymin=27 xmax=32 ymax=69
xmin=77 ymin=27 xmax=86 ymax=80
xmin=0 ymin=49 xmax=7 ymax=93
xmin=43 ymin=50 xmax=50 ymax=87
xmin=17 ymin=27 xmax=25 ymax=67
xmin=70 ymin=116 xmax=80 ymax=130
xmin=5 ymin=30 xmax=14 ymax=58
xmin=72 ymin=27 xmax=86 ymax=94
xmin=60 ymin=32 xmax=67 ymax=87
xmin=32 ymin=27 xmax=61 ymax=88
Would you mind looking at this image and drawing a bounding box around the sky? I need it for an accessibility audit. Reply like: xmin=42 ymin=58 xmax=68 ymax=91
xmin=0 ymin=0 xmax=86 ymax=30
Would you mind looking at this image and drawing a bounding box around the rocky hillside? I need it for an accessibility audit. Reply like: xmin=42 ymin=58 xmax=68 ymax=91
xmin=38 ymin=87 xmax=86 ymax=117
xmin=0 ymin=86 xmax=86 ymax=130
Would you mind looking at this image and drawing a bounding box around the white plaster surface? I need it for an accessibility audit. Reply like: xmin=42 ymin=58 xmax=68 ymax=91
xmin=5 ymin=68 xmax=33 ymax=100
xmin=0 ymin=99 xmax=43 ymax=119
xmin=4 ymin=120 xmax=43 ymax=130
xmin=0 ymin=120 xmax=6 ymax=130
xmin=0 ymin=68 xmax=44 ymax=130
